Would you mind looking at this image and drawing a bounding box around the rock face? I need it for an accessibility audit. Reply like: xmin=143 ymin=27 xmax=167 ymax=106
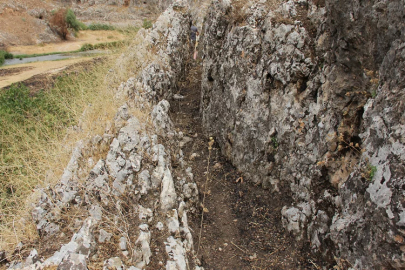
xmin=7 ymin=1 xmax=201 ymax=269
xmin=201 ymin=0 xmax=405 ymax=268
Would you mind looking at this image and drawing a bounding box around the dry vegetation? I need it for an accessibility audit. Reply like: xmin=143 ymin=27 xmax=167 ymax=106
xmin=49 ymin=8 xmax=70 ymax=40
xmin=0 ymin=31 xmax=155 ymax=253
xmin=0 ymin=57 xmax=121 ymax=252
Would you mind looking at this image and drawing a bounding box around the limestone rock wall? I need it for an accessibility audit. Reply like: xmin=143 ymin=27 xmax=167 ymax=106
xmin=200 ymin=0 xmax=405 ymax=268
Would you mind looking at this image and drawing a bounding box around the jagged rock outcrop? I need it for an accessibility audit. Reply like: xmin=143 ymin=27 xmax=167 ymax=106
xmin=200 ymin=0 xmax=405 ymax=268
xmin=7 ymin=1 xmax=201 ymax=269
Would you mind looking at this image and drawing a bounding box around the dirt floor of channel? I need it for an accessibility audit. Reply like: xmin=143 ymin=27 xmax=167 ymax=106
xmin=170 ymin=60 xmax=328 ymax=270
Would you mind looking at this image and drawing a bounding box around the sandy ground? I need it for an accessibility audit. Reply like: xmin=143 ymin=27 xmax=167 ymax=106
xmin=8 ymin=30 xmax=125 ymax=55
xmin=0 ymin=58 xmax=91 ymax=88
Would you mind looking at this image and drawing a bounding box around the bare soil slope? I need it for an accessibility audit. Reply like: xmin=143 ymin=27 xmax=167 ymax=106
xmin=0 ymin=0 xmax=58 ymax=48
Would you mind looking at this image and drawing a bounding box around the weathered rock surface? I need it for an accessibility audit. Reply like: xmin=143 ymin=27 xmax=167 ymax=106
xmin=201 ymin=0 xmax=405 ymax=268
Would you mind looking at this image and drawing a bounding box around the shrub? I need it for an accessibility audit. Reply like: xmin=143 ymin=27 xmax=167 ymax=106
xmin=66 ymin=9 xmax=86 ymax=31
xmin=80 ymin=43 xmax=94 ymax=51
xmin=79 ymin=21 xmax=88 ymax=30
xmin=50 ymin=8 xmax=69 ymax=39
xmin=50 ymin=9 xmax=86 ymax=39
xmin=0 ymin=50 xmax=13 ymax=66
xmin=4 ymin=52 xmax=13 ymax=59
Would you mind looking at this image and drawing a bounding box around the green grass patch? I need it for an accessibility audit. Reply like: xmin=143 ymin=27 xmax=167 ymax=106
xmin=142 ymin=19 xmax=153 ymax=29
xmin=79 ymin=40 xmax=127 ymax=51
xmin=118 ymin=25 xmax=140 ymax=35
xmin=87 ymin=23 xmax=115 ymax=31
xmin=0 ymin=84 xmax=72 ymax=128
xmin=0 ymin=83 xmax=75 ymax=210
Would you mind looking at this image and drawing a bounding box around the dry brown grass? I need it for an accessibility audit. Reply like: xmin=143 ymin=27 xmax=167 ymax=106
xmin=0 ymin=30 xmax=156 ymax=254
xmin=0 ymin=57 xmax=121 ymax=253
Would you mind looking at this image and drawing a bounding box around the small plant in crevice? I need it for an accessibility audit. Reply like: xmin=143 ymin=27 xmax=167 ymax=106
xmin=364 ymin=68 xmax=380 ymax=98
xmin=337 ymin=132 xmax=363 ymax=155
xmin=371 ymin=87 xmax=377 ymax=98
xmin=316 ymin=130 xmax=367 ymax=188
xmin=271 ymin=136 xmax=279 ymax=149
xmin=362 ymin=164 xmax=377 ymax=181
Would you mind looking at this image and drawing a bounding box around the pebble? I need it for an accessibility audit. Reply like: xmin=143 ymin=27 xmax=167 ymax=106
xmin=119 ymin=237 xmax=127 ymax=251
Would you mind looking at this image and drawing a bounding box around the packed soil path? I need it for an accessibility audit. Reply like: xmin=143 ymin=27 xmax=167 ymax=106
xmin=170 ymin=60 xmax=324 ymax=269
xmin=7 ymin=30 xmax=125 ymax=55
xmin=0 ymin=58 xmax=89 ymax=89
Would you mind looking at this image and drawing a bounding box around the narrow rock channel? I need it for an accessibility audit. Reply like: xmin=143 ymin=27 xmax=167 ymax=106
xmin=4 ymin=0 xmax=405 ymax=269
xmin=170 ymin=59 xmax=324 ymax=269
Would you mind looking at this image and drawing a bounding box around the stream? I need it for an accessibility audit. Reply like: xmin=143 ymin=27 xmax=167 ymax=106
xmin=3 ymin=50 xmax=104 ymax=66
